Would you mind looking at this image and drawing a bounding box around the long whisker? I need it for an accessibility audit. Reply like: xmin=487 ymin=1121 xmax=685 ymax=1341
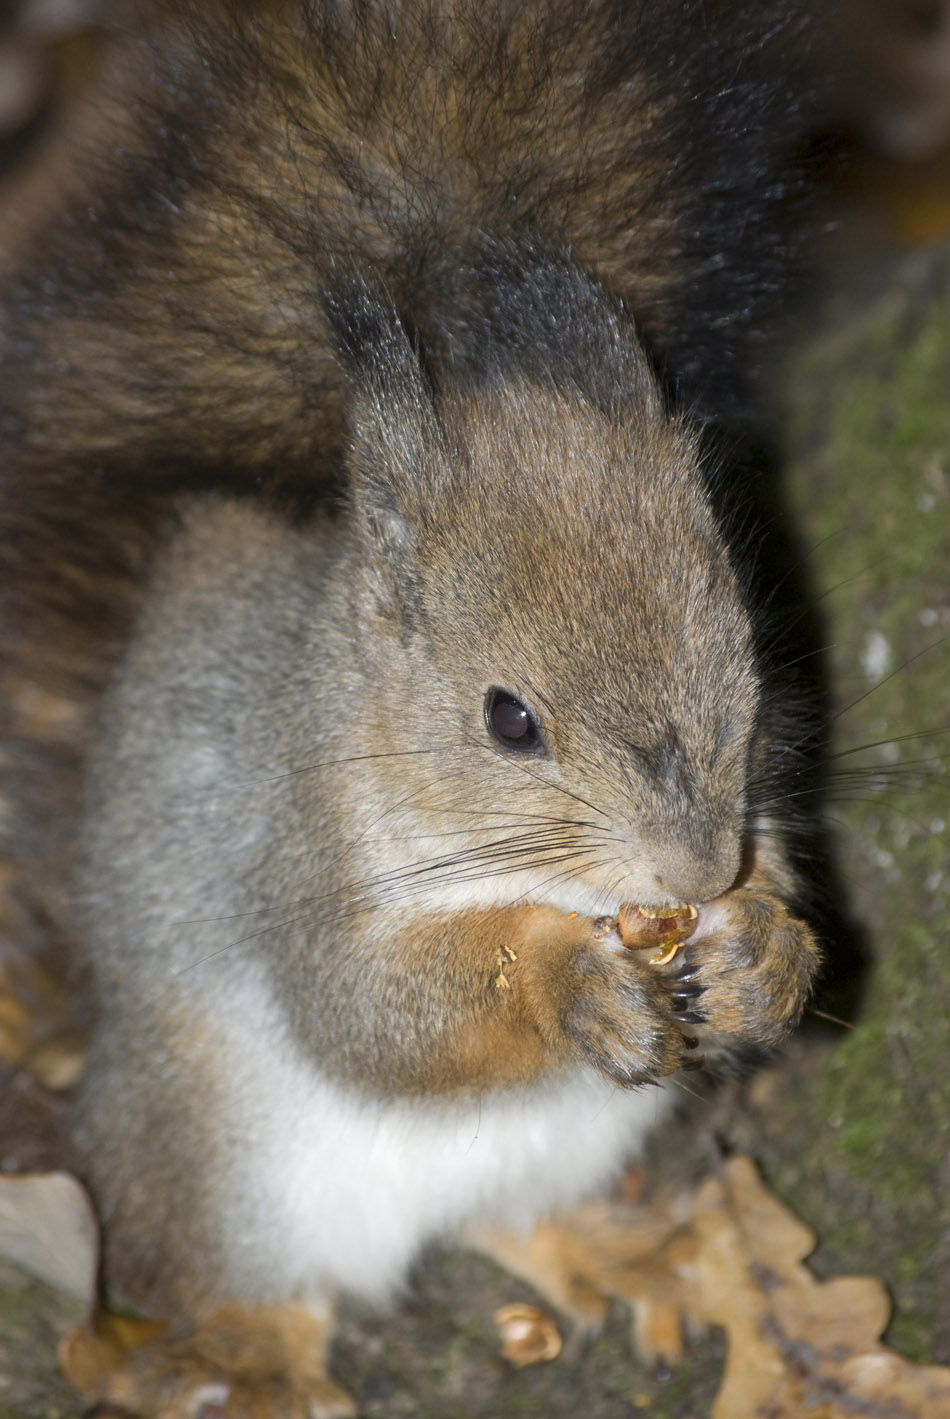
xmin=177 ymin=824 xmax=602 ymax=927
xmin=328 ymin=859 xmax=605 ymax=926
xmin=468 ymin=738 xmax=611 ymax=821
xmin=807 ymin=1007 xmax=855 ymax=1030
xmin=503 ymin=855 xmax=624 ymax=907
xmin=832 ymin=632 xmax=950 ymax=723
xmin=180 ymin=820 xmax=609 ymax=939
xmin=362 ymin=820 xmax=602 ymax=843
xmin=814 ymin=557 xmax=904 ymax=606
xmin=179 ymin=839 xmax=620 ymax=977
xmin=828 ymin=726 xmax=950 ymax=760
xmin=334 ymin=837 xmax=605 ymax=903
xmin=174 ymin=725 xmax=642 ymax=971
xmin=232 ymin=745 xmax=450 ymax=789
xmin=312 ymin=846 xmax=608 ymax=928
xmin=176 ymin=905 xmax=330 ymax=974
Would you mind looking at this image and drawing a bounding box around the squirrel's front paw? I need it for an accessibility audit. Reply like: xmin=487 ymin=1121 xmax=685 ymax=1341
xmin=518 ymin=911 xmax=693 ymax=1085
xmin=667 ymin=889 xmax=820 ymax=1053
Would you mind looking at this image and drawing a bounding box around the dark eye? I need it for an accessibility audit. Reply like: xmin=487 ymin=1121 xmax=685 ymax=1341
xmin=485 ymin=688 xmax=547 ymax=755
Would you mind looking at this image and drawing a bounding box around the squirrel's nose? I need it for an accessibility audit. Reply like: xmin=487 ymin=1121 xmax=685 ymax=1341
xmin=647 ymin=829 xmax=743 ymax=906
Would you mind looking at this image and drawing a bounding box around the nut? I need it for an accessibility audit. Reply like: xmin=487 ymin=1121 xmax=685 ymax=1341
xmin=494 ymin=1303 xmax=563 ymax=1366
xmin=617 ymin=902 xmax=698 ymax=964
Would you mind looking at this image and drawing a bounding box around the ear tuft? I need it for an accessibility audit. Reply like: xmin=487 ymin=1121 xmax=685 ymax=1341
xmin=324 ymin=270 xmax=414 ymax=390
xmin=323 ymin=271 xmax=446 ymax=618
xmin=323 ymin=268 xmax=444 ymax=454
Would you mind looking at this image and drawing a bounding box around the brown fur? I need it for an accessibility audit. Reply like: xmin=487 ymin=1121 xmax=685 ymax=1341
xmin=2 ymin=0 xmax=813 ymax=468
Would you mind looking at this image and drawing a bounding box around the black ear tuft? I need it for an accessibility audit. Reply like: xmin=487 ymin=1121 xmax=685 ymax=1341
xmin=323 ymin=266 xmax=443 ymax=461
xmin=324 ymin=271 xmax=392 ymax=370
xmin=324 ymin=269 xmax=418 ymax=394
xmin=322 ymin=270 xmax=445 ymax=602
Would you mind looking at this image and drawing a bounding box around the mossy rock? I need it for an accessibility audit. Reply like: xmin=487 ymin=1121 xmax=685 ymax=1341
xmin=0 ymin=1261 xmax=83 ymax=1419
xmin=754 ymin=245 xmax=950 ymax=1366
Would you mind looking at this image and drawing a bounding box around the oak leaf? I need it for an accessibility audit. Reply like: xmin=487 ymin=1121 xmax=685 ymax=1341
xmin=693 ymin=1156 xmax=950 ymax=1419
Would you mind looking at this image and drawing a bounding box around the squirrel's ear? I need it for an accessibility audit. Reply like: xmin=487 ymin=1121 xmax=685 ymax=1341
xmin=325 ymin=273 xmax=445 ymax=526
xmin=325 ymin=275 xmax=447 ymax=620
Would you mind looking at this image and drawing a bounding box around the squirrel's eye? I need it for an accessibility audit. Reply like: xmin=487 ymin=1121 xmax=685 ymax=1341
xmin=485 ymin=688 xmax=547 ymax=755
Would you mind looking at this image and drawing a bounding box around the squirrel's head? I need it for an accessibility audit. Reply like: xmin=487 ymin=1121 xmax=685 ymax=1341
xmin=326 ymin=257 xmax=762 ymax=913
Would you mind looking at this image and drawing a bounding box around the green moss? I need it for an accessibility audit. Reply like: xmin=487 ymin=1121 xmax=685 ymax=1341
xmin=0 ymin=1263 xmax=83 ymax=1419
xmin=776 ymin=253 xmax=950 ymax=1366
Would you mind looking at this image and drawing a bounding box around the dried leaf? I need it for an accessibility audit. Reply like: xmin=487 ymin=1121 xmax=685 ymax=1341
xmin=0 ymin=941 xmax=87 ymax=1089
xmin=60 ymin=1312 xmax=171 ymax=1402
xmin=691 ymin=1156 xmax=950 ymax=1418
xmin=837 ymin=1351 xmax=950 ymax=1419
xmin=25 ymin=1034 xmax=87 ymax=1091
xmin=0 ymin=1170 xmax=98 ymax=1302
xmin=0 ymin=962 xmax=36 ymax=1065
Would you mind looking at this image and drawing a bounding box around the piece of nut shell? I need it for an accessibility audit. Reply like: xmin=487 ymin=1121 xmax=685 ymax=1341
xmin=494 ymin=1304 xmax=563 ymax=1366
xmin=617 ymin=902 xmax=699 ymax=951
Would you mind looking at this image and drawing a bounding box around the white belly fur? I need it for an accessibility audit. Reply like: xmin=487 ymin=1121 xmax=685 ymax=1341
xmin=214 ymin=978 xmax=672 ymax=1305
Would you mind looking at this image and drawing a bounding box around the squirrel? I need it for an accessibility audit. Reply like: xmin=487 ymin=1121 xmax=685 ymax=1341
xmin=0 ymin=2 xmax=828 ymax=1413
